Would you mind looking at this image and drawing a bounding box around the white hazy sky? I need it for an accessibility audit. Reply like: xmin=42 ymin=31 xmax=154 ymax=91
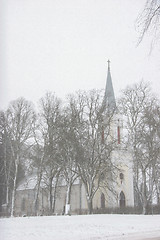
xmin=0 ymin=0 xmax=160 ymax=110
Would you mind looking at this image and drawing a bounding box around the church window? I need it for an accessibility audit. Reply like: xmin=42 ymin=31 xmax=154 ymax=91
xmin=119 ymin=191 xmax=126 ymax=208
xmin=21 ymin=198 xmax=26 ymax=211
xmin=101 ymin=125 xmax=104 ymax=144
xmin=100 ymin=172 xmax=105 ymax=181
xmin=120 ymin=173 xmax=124 ymax=180
xmin=120 ymin=173 xmax=124 ymax=184
xmin=117 ymin=126 xmax=120 ymax=144
xmin=101 ymin=193 xmax=105 ymax=209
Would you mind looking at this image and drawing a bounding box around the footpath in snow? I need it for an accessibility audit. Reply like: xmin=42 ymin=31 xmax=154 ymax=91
xmin=0 ymin=214 xmax=160 ymax=240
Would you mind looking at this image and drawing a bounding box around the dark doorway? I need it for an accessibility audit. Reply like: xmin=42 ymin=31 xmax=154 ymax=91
xmin=119 ymin=191 xmax=126 ymax=208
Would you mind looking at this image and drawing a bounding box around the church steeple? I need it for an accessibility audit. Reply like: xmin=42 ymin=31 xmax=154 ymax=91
xmin=103 ymin=60 xmax=116 ymax=110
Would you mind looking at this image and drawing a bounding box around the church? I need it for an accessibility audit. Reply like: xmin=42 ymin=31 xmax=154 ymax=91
xmin=15 ymin=61 xmax=134 ymax=216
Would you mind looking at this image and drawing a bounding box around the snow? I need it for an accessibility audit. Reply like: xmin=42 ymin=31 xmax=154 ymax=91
xmin=0 ymin=214 xmax=160 ymax=240
xmin=17 ymin=175 xmax=37 ymax=190
xmin=17 ymin=174 xmax=80 ymax=191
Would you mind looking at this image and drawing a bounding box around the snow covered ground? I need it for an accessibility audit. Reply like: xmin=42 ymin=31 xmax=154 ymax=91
xmin=0 ymin=214 xmax=160 ymax=240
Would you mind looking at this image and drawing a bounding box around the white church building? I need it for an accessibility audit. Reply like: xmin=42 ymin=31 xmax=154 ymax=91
xmin=15 ymin=62 xmax=134 ymax=216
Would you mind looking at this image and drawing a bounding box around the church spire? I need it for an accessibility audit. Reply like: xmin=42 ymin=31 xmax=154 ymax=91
xmin=103 ymin=60 xmax=116 ymax=110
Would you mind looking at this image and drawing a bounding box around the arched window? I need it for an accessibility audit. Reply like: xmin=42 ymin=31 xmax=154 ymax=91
xmin=119 ymin=191 xmax=126 ymax=208
xmin=119 ymin=173 xmax=124 ymax=184
xmin=21 ymin=198 xmax=26 ymax=211
xmin=117 ymin=126 xmax=120 ymax=144
xmin=120 ymin=173 xmax=124 ymax=180
xmin=101 ymin=193 xmax=105 ymax=209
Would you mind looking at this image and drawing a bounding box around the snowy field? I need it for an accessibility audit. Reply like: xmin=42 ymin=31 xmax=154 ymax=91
xmin=1 ymin=214 xmax=160 ymax=240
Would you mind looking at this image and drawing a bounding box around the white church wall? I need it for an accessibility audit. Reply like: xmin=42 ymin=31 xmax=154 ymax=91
xmin=15 ymin=189 xmax=35 ymax=216
xmin=70 ymin=184 xmax=80 ymax=213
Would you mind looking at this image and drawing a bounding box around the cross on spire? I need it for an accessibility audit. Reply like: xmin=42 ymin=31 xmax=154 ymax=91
xmin=107 ymin=59 xmax=110 ymax=70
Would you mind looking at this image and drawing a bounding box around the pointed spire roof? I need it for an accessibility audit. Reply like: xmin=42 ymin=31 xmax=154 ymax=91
xmin=103 ymin=60 xmax=116 ymax=110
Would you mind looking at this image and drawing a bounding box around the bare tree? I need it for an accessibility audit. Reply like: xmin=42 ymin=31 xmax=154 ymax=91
xmin=30 ymin=142 xmax=45 ymax=215
xmin=0 ymin=111 xmax=14 ymax=213
xmin=141 ymin=102 xmax=160 ymax=206
xmin=6 ymin=98 xmax=35 ymax=217
xmin=119 ymin=81 xmax=160 ymax=214
xmin=58 ymin=97 xmax=82 ymax=215
xmin=68 ymin=90 xmax=116 ymax=214
xmin=136 ymin=0 xmax=160 ymax=45
xmin=38 ymin=92 xmax=62 ymax=214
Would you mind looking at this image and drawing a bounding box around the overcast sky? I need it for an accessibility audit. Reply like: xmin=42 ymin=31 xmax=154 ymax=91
xmin=0 ymin=0 xmax=160 ymax=110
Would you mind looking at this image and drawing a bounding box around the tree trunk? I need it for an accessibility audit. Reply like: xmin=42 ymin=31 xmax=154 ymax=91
xmin=6 ymin=185 xmax=9 ymax=211
xmin=87 ymin=198 xmax=93 ymax=214
xmin=155 ymin=177 xmax=160 ymax=205
xmin=52 ymin=174 xmax=59 ymax=214
xmin=4 ymin=138 xmax=12 ymax=213
xmin=34 ymin=155 xmax=44 ymax=215
xmin=34 ymin=174 xmax=42 ymax=215
xmin=11 ymin=159 xmax=19 ymax=217
xmin=157 ymin=191 xmax=160 ymax=205
xmin=65 ymin=182 xmax=72 ymax=215
xmin=49 ymin=176 xmax=54 ymax=214
xmin=142 ymin=171 xmax=147 ymax=215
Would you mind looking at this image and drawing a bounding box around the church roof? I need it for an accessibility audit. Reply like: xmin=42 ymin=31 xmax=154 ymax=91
xmin=103 ymin=60 xmax=116 ymax=110
xmin=16 ymin=173 xmax=80 ymax=191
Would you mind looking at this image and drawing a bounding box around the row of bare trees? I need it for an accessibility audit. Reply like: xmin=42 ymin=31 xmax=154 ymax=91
xmin=0 ymin=81 xmax=160 ymax=216
xmin=0 ymin=90 xmax=116 ymax=216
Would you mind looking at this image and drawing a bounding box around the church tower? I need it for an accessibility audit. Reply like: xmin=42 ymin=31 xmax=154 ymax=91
xmin=103 ymin=60 xmax=122 ymax=145
xmin=102 ymin=60 xmax=134 ymax=209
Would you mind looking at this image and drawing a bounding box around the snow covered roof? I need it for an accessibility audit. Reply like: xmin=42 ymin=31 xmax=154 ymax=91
xmin=17 ymin=174 xmax=80 ymax=191
xmin=17 ymin=175 xmax=38 ymax=191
